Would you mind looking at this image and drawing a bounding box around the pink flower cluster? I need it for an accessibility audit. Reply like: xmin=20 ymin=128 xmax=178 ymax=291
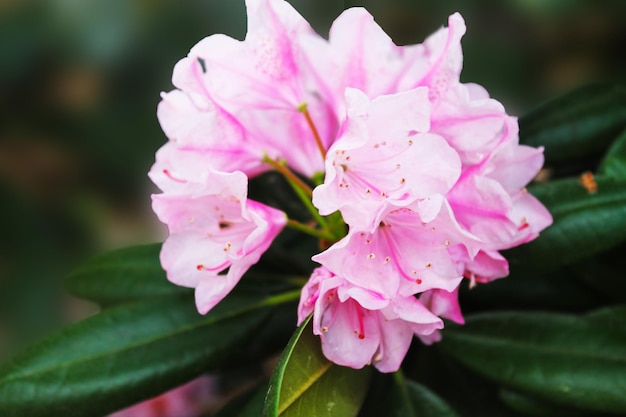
xmin=151 ymin=0 xmax=552 ymax=372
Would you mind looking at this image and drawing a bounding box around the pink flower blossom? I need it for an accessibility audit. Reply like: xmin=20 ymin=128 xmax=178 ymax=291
xmin=152 ymin=0 xmax=553 ymax=372
xmin=313 ymin=196 xmax=481 ymax=300
xmin=156 ymin=89 xmax=265 ymax=178
xmin=301 ymin=11 xmax=508 ymax=166
xmin=164 ymin=0 xmax=339 ymax=177
xmin=447 ymin=118 xmax=553 ymax=282
xmin=298 ymin=267 xmax=442 ymax=373
xmin=312 ymin=87 xmax=461 ymax=228
xmin=152 ymin=169 xmax=286 ymax=314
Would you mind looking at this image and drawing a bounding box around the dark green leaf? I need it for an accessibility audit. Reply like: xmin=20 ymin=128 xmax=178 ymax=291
xmin=498 ymin=389 xmax=586 ymax=417
xmin=585 ymin=304 xmax=626 ymax=329
xmin=396 ymin=377 xmax=460 ymax=417
xmin=406 ymin=345 xmax=519 ymax=417
xmin=263 ymin=317 xmax=371 ymax=417
xmin=0 ymin=292 xmax=274 ymax=417
xmin=599 ymin=128 xmax=626 ymax=180
xmin=460 ymin=267 xmax=604 ymax=313
xmin=65 ymin=243 xmax=189 ymax=306
xmin=568 ymin=246 xmax=626 ymax=303
xmin=439 ymin=311 xmax=626 ymax=414
xmin=358 ymin=372 xmax=459 ymax=417
xmin=215 ymin=383 xmax=267 ymax=417
xmin=519 ymin=83 xmax=626 ymax=166
xmin=506 ymin=176 xmax=626 ymax=269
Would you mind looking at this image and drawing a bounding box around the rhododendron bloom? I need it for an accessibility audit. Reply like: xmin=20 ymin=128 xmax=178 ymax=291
xmin=298 ymin=267 xmax=442 ymax=372
xmin=152 ymin=0 xmax=552 ymax=373
xmin=156 ymin=89 xmax=265 ymax=177
xmin=152 ymin=169 xmax=286 ymax=314
xmin=313 ymin=87 xmax=461 ymax=228
xmin=165 ymin=0 xmax=340 ymax=177
xmin=314 ymin=196 xmax=481 ymax=299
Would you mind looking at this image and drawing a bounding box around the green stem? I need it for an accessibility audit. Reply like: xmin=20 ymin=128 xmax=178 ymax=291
xmin=393 ymin=369 xmax=416 ymax=415
xmin=287 ymin=219 xmax=335 ymax=241
xmin=263 ymin=156 xmax=312 ymax=197
xmin=262 ymin=289 xmax=303 ymax=307
xmin=263 ymin=155 xmax=330 ymax=232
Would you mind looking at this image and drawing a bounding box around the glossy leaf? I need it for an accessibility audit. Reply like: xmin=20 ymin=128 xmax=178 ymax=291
xmin=439 ymin=311 xmax=626 ymax=414
xmin=498 ymin=389 xmax=585 ymax=417
xmin=506 ymin=176 xmax=626 ymax=269
xmin=0 ymin=292 xmax=275 ymax=417
xmin=599 ymin=128 xmax=626 ymax=180
xmin=392 ymin=375 xmax=460 ymax=417
xmin=263 ymin=317 xmax=371 ymax=417
xmin=519 ymin=83 xmax=626 ymax=166
xmin=568 ymin=247 xmax=626 ymax=303
xmin=407 ymin=344 xmax=520 ymax=417
xmin=357 ymin=372 xmax=460 ymax=417
xmin=65 ymin=243 xmax=189 ymax=306
xmin=584 ymin=304 xmax=626 ymax=329
xmin=460 ymin=266 xmax=604 ymax=313
xmin=215 ymin=383 xmax=267 ymax=417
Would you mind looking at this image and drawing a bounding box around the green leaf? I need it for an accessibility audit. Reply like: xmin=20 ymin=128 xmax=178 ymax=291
xmin=0 ymin=292 xmax=276 ymax=417
xmin=519 ymin=83 xmax=626 ymax=166
xmin=460 ymin=266 xmax=604 ymax=313
xmin=263 ymin=317 xmax=371 ymax=417
xmin=498 ymin=389 xmax=586 ymax=417
xmin=585 ymin=304 xmax=626 ymax=329
xmin=215 ymin=383 xmax=267 ymax=417
xmin=439 ymin=311 xmax=626 ymax=414
xmin=506 ymin=176 xmax=626 ymax=269
xmin=394 ymin=376 xmax=460 ymax=417
xmin=568 ymin=246 xmax=626 ymax=303
xmin=65 ymin=243 xmax=189 ymax=306
xmin=403 ymin=380 xmax=461 ymax=417
xmin=599 ymin=128 xmax=626 ymax=180
xmin=357 ymin=372 xmax=459 ymax=417
xmin=407 ymin=345 xmax=520 ymax=417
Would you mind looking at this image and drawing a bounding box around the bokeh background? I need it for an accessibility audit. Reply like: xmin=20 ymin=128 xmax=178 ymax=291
xmin=1 ymin=0 xmax=625 ymax=362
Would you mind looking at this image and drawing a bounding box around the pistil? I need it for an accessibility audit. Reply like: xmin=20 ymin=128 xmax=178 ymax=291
xmin=298 ymin=102 xmax=327 ymax=161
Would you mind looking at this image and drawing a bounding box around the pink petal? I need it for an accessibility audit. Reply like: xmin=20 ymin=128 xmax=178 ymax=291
xmin=420 ymin=287 xmax=465 ymax=324
xmin=313 ymin=87 xmax=461 ymax=228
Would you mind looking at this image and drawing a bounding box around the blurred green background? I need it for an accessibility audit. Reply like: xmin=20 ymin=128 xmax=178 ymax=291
xmin=0 ymin=0 xmax=624 ymax=359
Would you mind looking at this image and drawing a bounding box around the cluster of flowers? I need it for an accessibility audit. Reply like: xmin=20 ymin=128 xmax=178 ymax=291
xmin=150 ymin=0 xmax=552 ymax=372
